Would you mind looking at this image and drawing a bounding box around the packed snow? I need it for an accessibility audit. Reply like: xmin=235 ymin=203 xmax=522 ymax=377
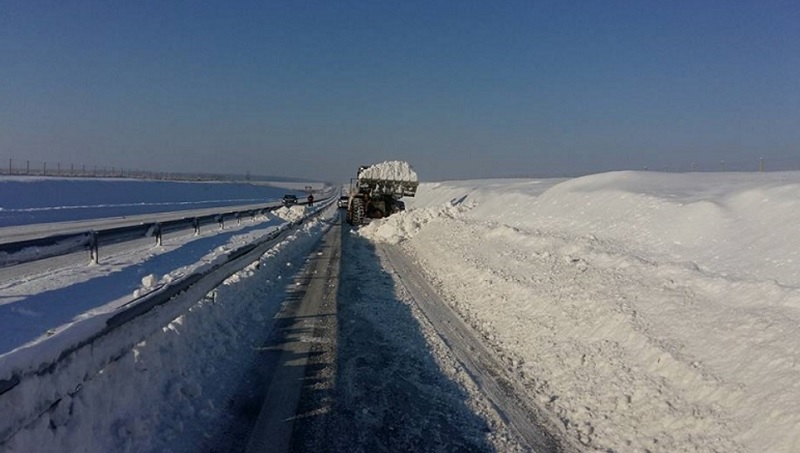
xmin=360 ymin=171 xmax=800 ymax=452
xmin=4 ymin=171 xmax=800 ymax=452
xmin=0 ymin=177 xmax=335 ymax=451
xmin=358 ymin=160 xmax=418 ymax=182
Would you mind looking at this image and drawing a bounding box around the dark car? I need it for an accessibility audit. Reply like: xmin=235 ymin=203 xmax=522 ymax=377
xmin=282 ymin=194 xmax=298 ymax=206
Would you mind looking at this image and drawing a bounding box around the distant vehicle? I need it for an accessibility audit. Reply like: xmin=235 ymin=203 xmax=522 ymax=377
xmin=282 ymin=194 xmax=298 ymax=206
xmin=338 ymin=195 xmax=349 ymax=209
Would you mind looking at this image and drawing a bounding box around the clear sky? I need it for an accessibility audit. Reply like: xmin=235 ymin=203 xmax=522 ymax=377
xmin=2 ymin=1 xmax=799 ymax=182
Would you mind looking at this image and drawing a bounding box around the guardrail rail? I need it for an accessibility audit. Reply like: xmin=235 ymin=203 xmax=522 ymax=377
xmin=0 ymin=196 xmax=337 ymax=445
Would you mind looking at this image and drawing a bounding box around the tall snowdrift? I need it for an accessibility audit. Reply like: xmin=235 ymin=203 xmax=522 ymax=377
xmin=360 ymin=170 xmax=800 ymax=453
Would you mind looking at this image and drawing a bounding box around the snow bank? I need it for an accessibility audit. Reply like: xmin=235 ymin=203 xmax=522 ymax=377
xmin=358 ymin=160 xmax=418 ymax=182
xmin=376 ymin=171 xmax=800 ymax=453
xmin=358 ymin=199 xmax=474 ymax=244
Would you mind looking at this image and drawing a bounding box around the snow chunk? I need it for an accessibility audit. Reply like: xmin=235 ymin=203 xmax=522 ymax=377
xmin=141 ymin=274 xmax=158 ymax=290
xmin=273 ymin=205 xmax=306 ymax=222
xmin=359 ymin=161 xmax=418 ymax=182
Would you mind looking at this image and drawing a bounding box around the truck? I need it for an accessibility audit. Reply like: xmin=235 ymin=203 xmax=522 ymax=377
xmin=346 ymin=161 xmax=419 ymax=226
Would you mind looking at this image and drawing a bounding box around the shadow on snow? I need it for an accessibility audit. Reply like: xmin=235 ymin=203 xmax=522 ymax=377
xmin=291 ymin=226 xmax=495 ymax=452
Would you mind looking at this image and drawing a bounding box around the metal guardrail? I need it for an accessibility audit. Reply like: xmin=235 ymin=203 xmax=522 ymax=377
xmin=0 ymin=197 xmax=336 ymax=443
xmin=0 ymin=199 xmax=327 ymax=268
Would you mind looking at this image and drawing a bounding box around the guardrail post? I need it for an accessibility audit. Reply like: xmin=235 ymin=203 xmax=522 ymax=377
xmin=235 ymin=212 xmax=241 ymax=225
xmin=153 ymin=223 xmax=162 ymax=246
xmin=89 ymin=231 xmax=99 ymax=264
xmin=193 ymin=217 xmax=200 ymax=236
xmin=216 ymin=215 xmax=224 ymax=230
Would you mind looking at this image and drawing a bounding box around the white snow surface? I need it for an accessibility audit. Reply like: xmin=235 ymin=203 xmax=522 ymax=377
xmin=358 ymin=160 xmax=418 ymax=182
xmin=0 ymin=182 xmax=335 ymax=452
xmin=360 ymin=171 xmax=800 ymax=453
xmin=5 ymin=172 xmax=800 ymax=452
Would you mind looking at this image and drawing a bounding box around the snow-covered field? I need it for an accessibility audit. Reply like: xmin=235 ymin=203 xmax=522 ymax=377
xmin=3 ymin=171 xmax=799 ymax=452
xmin=0 ymin=177 xmax=311 ymax=227
xmin=362 ymin=171 xmax=800 ymax=452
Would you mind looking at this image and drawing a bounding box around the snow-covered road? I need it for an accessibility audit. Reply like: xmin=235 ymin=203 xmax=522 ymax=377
xmin=285 ymin=217 xmax=555 ymax=453
xmin=1 ymin=193 xmax=552 ymax=452
xmin=5 ymin=171 xmax=800 ymax=453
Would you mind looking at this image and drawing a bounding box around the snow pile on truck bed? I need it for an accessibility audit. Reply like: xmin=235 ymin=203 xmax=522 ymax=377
xmin=358 ymin=160 xmax=418 ymax=182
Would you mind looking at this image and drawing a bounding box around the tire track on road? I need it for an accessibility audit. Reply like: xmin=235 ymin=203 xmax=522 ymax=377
xmin=382 ymin=244 xmax=570 ymax=453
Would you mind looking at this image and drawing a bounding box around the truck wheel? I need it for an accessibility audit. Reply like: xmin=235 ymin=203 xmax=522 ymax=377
xmin=350 ymin=198 xmax=365 ymax=225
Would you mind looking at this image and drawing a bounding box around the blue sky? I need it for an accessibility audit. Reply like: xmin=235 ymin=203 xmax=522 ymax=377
xmin=1 ymin=1 xmax=799 ymax=182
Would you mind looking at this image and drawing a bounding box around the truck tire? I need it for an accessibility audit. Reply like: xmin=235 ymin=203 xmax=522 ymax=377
xmin=350 ymin=198 xmax=365 ymax=225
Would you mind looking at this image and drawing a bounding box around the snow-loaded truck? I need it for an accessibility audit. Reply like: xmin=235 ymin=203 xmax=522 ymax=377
xmin=346 ymin=161 xmax=419 ymax=225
